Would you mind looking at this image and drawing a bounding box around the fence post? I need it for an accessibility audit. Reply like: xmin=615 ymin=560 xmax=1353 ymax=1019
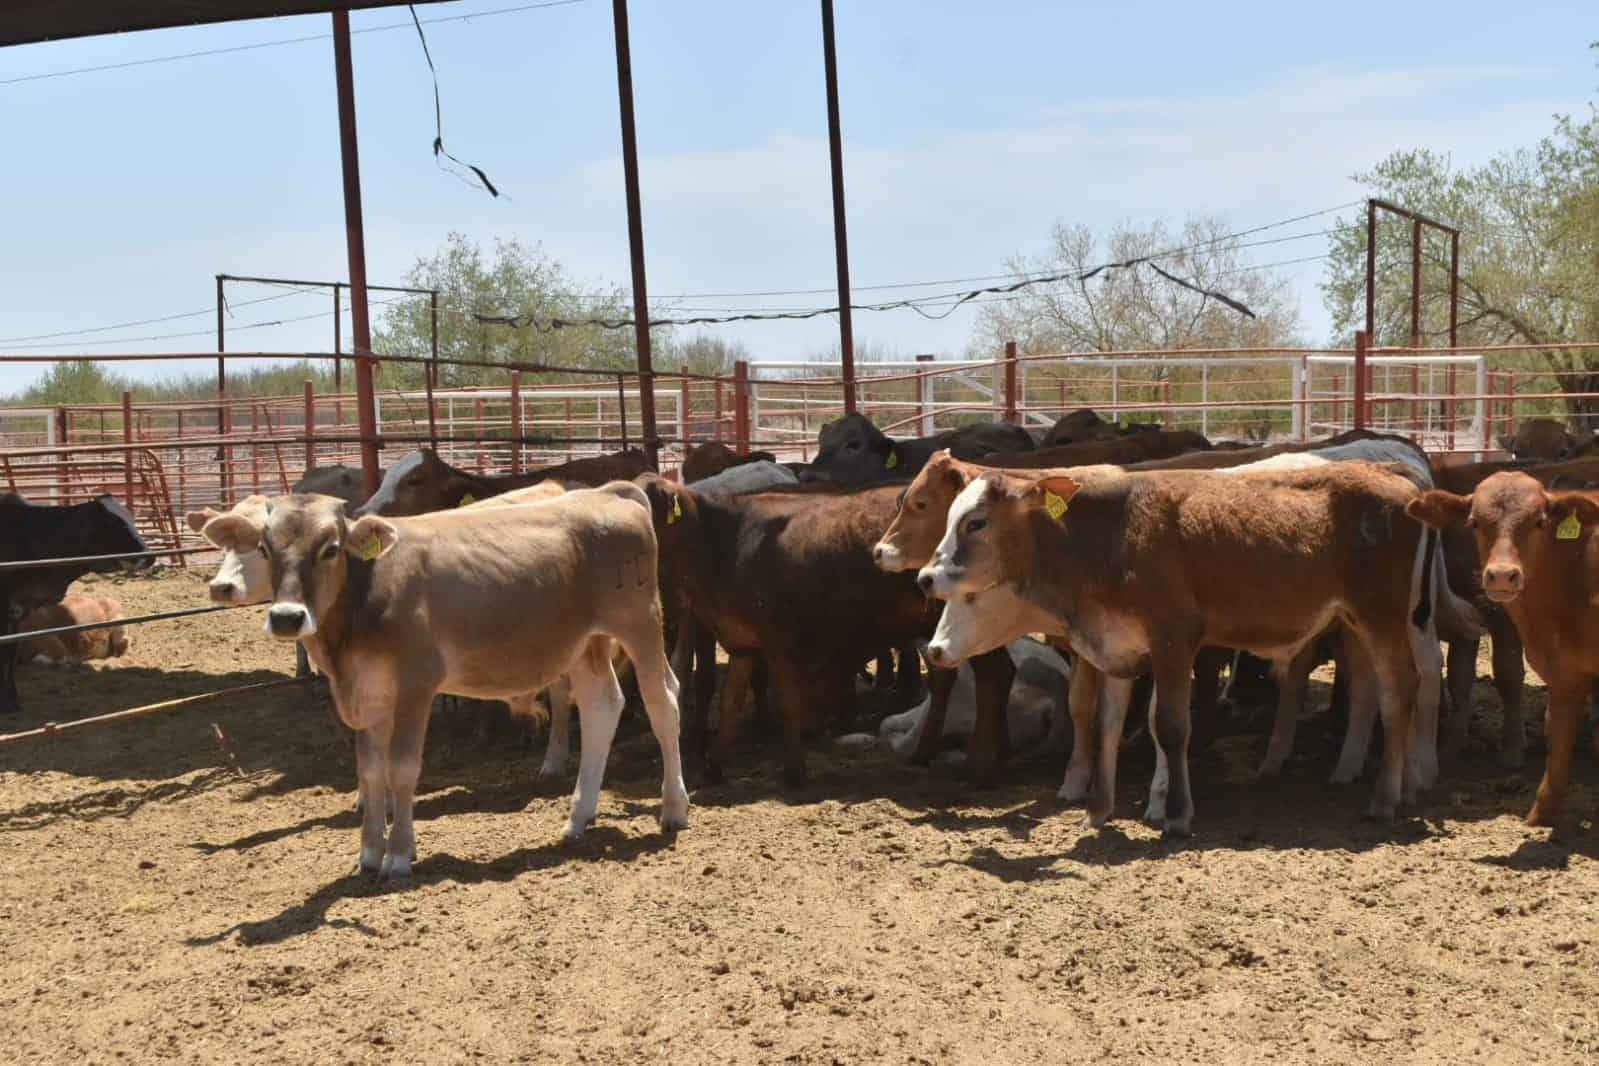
xmin=1111 ymin=363 xmax=1119 ymax=424
xmin=733 ymin=360 xmax=751 ymax=454
xmin=251 ymin=403 xmax=262 ymax=495
xmin=1161 ymin=378 xmax=1172 ymax=429
xmin=679 ymin=377 xmax=691 ymax=447
xmin=1506 ymin=370 xmax=1518 ymax=440
xmin=1004 ymin=341 xmax=1019 ymax=425
xmin=509 ymin=371 xmax=523 ymax=474
xmin=915 ymin=354 xmax=934 ymax=436
xmin=1200 ymin=365 xmax=1209 ymax=439
xmin=713 ymin=378 xmax=725 ymax=441
xmin=121 ymin=390 xmax=134 ymax=509
xmin=304 ymin=380 xmax=316 ymax=473
xmin=1353 ymin=331 xmax=1369 ymax=430
xmin=474 ymin=398 xmax=485 ymax=472
xmin=1292 ymin=356 xmax=1306 ymax=441
xmin=54 ymin=407 xmax=68 ymax=505
xmin=175 ymin=409 xmax=185 ymax=515
xmin=1410 ymin=364 xmax=1420 ymax=442
xmin=1447 ymin=363 xmax=1457 ymax=452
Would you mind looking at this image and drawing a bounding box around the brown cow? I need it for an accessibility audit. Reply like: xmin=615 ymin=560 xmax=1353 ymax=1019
xmin=1496 ymin=417 xmax=1599 ymax=460
xmin=1039 ymin=408 xmax=1161 ymax=447
xmin=978 ymin=430 xmax=1211 ymax=470
xmin=17 ymin=595 xmax=129 ymax=664
xmin=201 ymin=484 xmax=688 ymax=877
xmin=356 ymin=447 xmax=649 ymax=517
xmin=680 ymin=442 xmax=777 ymax=484
xmin=636 ymin=476 xmax=1016 ymax=785
xmin=1407 ymin=472 xmax=1599 ymax=825
xmin=918 ymin=463 xmax=1438 ymax=834
xmin=800 ymin=412 xmax=1035 ymax=484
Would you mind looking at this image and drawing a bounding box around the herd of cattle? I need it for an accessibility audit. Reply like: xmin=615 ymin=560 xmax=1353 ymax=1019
xmin=2 ymin=408 xmax=1597 ymax=879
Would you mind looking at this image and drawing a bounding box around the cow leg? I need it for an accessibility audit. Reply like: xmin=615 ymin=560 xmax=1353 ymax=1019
xmin=1491 ymin=621 xmax=1527 ymax=769
xmin=1086 ymin=673 xmax=1137 ymax=827
xmin=295 ymin=641 xmax=311 ymax=679
xmin=1256 ymin=643 xmax=1318 ymax=778
xmin=1364 ymin=635 xmax=1419 ymax=819
xmin=354 ymin=722 xmax=392 ymax=875
xmin=537 ymin=676 xmax=574 ymax=780
xmin=764 ymin=655 xmax=812 ymax=787
xmin=1059 ymin=659 xmax=1100 ymax=802
xmin=0 ymin=615 xmax=20 ymax=715
xmin=1405 ymin=622 xmax=1444 ymax=795
xmin=967 ymin=645 xmax=1016 ymax=787
xmin=564 ymin=638 xmax=627 ymax=841
xmin=618 ymin=629 xmax=691 ymax=832
xmin=1148 ymin=655 xmax=1197 ymax=836
xmin=905 ymin=665 xmax=958 ymax=765
xmin=379 ymin=694 xmax=432 ymax=880
xmin=1442 ymin=636 xmax=1479 ymax=759
xmin=1330 ymin=636 xmax=1381 ymax=785
xmin=895 ymin=642 xmax=924 ymax=704
xmin=706 ymin=653 xmax=759 ymax=784
xmin=1528 ymin=682 xmax=1588 ymax=826
xmin=873 ymin=648 xmax=894 ymax=693
xmin=1190 ymin=646 xmax=1229 ymax=751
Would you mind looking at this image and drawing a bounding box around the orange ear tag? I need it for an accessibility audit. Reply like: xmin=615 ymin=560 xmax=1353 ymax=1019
xmin=1557 ymin=513 xmax=1581 ymax=540
xmin=1044 ymin=490 xmax=1068 ymax=521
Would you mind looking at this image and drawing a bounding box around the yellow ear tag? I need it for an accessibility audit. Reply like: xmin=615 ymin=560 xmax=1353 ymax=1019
xmin=667 ymin=496 xmax=682 ymax=524
xmin=886 ymin=451 xmax=898 ymax=469
xmin=354 ymin=531 xmax=383 ymax=560
xmin=1557 ymin=512 xmax=1582 ymax=540
xmin=1043 ymin=490 xmax=1068 ymax=521
xmin=458 ymin=493 xmax=476 ymax=507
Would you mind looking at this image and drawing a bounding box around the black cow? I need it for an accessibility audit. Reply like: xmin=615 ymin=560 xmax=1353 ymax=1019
xmin=292 ymin=464 xmax=381 ymax=509
xmin=0 ymin=494 xmax=149 ymax=714
xmin=1039 ymin=407 xmax=1162 ymax=448
xmin=800 ymin=413 xmax=1034 ymax=485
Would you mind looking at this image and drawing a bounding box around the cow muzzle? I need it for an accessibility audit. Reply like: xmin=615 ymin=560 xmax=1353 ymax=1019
xmin=266 ymin=603 xmax=317 ymax=639
xmin=207 ymin=581 xmax=237 ymax=605
xmin=1481 ymin=563 xmax=1524 ymax=603
xmin=872 ymin=541 xmax=904 ymax=571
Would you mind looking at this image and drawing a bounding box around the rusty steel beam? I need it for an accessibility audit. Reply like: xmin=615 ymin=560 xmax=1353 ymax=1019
xmin=610 ymin=0 xmax=659 ymax=471
xmin=1410 ymin=219 xmax=1422 ymax=348
xmin=332 ymin=9 xmax=381 ymax=497
xmin=820 ymin=0 xmax=856 ymax=415
xmin=1354 ymin=330 xmax=1369 ymax=430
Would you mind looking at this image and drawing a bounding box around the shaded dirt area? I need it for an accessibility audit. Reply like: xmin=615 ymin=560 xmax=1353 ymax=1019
xmin=1 ymin=570 xmax=1597 ymax=1064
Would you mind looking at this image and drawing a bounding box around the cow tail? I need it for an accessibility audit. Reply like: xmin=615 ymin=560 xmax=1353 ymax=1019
xmin=1431 ymin=531 xmax=1485 ymax=641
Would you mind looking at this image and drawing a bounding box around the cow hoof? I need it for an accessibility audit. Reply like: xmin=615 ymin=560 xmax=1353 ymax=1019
xmin=1362 ymin=800 xmax=1397 ymax=822
xmin=1328 ymin=764 xmax=1361 ymax=786
xmin=1160 ymin=819 xmax=1192 ymax=839
xmin=1524 ymin=804 xmax=1558 ymax=828
xmin=1086 ymin=806 xmax=1112 ymax=829
xmin=1057 ymin=764 xmax=1092 ymax=803
xmin=561 ymin=817 xmax=592 ymax=843
xmin=1142 ymin=801 xmax=1168 ymax=827
xmin=1252 ymin=755 xmax=1287 ymax=781
xmin=379 ymin=853 xmax=412 ymax=880
xmin=357 ymin=846 xmax=383 ymax=876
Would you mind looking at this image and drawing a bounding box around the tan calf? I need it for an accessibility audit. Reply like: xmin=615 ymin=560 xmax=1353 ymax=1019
xmin=202 ymin=484 xmax=688 ymax=878
xmin=18 ymin=595 xmax=129 ymax=664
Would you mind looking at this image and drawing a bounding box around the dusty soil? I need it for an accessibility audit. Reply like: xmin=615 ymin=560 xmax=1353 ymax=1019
xmin=1 ymin=569 xmax=1596 ymax=1065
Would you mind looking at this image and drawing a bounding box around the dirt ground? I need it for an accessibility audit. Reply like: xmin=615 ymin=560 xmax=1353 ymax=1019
xmin=1 ymin=569 xmax=1596 ymax=1065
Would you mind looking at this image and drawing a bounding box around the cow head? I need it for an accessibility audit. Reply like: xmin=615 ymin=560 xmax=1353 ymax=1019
xmin=1497 ymin=418 xmax=1584 ymax=460
xmin=1041 ymin=408 xmax=1116 ymax=448
xmin=874 ymin=450 xmax=978 ymax=572
xmin=201 ymin=494 xmax=398 ymax=640
xmin=917 ymin=472 xmax=1081 ymax=601
xmin=188 ymin=495 xmax=271 ymax=604
xmin=355 ymin=449 xmax=477 ymax=517
xmin=84 ymin=495 xmax=151 ymax=572
xmin=800 ymin=413 xmax=894 ymax=484
xmin=1406 ymin=471 xmax=1599 ymax=604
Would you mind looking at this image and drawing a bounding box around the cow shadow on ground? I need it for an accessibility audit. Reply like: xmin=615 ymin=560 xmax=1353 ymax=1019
xmin=184 ymin=823 xmax=680 ymax=948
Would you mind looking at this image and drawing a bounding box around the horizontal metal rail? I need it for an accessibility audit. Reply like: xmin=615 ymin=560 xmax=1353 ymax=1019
xmin=0 ymin=603 xmax=232 ymax=647
xmin=0 ymin=546 xmax=215 ymax=572
xmin=0 ymin=675 xmax=313 ymax=746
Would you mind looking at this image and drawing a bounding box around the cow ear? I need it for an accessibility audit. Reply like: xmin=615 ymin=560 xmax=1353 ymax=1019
xmin=1549 ymin=491 xmax=1599 ymax=532
xmin=186 ymin=507 xmax=219 ymax=534
xmin=201 ymin=513 xmax=261 ymax=552
xmin=1404 ymin=491 xmax=1471 ymax=529
xmin=1027 ymin=476 xmax=1081 ymax=519
xmin=345 ymin=514 xmax=398 ymax=560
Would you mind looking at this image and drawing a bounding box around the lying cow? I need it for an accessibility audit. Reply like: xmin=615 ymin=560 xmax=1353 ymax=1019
xmin=1407 ymin=472 xmax=1599 ymax=825
xmin=879 ymin=638 xmax=1069 ymax=762
xmin=973 ymin=429 xmax=1212 ymax=470
xmin=200 ymin=484 xmax=689 ymax=876
xmin=17 ymin=595 xmax=130 ymax=664
xmin=919 ymin=462 xmax=1441 ymax=835
xmin=800 ymin=411 xmax=1034 ymax=485
xmin=1039 ymin=408 xmax=1162 ymax=448
xmin=357 ymin=447 xmax=649 ymax=517
xmin=0 ymin=493 xmax=150 ymax=714
xmin=681 ymin=442 xmax=777 ymax=484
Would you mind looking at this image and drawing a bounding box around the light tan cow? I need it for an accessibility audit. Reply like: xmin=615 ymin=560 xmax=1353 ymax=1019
xmin=17 ymin=595 xmax=130 ymax=664
xmin=201 ymin=483 xmax=689 ymax=878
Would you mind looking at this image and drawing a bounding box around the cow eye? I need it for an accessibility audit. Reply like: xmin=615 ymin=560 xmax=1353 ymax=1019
xmin=913 ymin=499 xmax=926 ymax=512
xmin=846 ymin=441 xmax=861 ymax=452
xmin=967 ymin=517 xmax=988 ymax=534
xmin=258 ymin=543 xmax=270 ymax=559
xmin=321 ymin=542 xmax=341 ymax=560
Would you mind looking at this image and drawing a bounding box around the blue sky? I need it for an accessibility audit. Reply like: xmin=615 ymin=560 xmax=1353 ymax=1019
xmin=1 ymin=0 xmax=1594 ymax=392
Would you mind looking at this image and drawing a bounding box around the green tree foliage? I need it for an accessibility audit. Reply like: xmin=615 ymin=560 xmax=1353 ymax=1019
xmin=1321 ymin=79 xmax=1599 ymax=421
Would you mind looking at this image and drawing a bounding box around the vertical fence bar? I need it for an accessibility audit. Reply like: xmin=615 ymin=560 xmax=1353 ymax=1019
xmin=175 ymin=410 xmax=186 ymax=515
xmin=1161 ymin=378 xmax=1172 ymax=429
xmin=1111 ymin=364 xmax=1119 ymax=423
xmin=915 ymin=354 xmax=934 ymax=436
xmin=611 ymin=0 xmax=660 ymax=468
xmin=1410 ymin=364 xmax=1420 ymax=440
xmin=1003 ymin=341 xmax=1019 ymax=425
xmin=303 ymin=380 xmax=316 ymax=472
xmin=427 ymin=290 xmax=440 ymax=450
xmin=121 ymin=390 xmax=134 ymax=508
xmin=1409 ymin=219 xmax=1423 ymax=348
xmin=251 ymin=403 xmax=262 ymax=495
xmin=733 ymin=360 xmax=751 ymax=454
xmin=1364 ymin=201 xmax=1376 ymax=340
xmin=509 ymin=371 xmax=523 ymax=474
xmin=819 ymin=0 xmax=856 ymax=415
xmin=333 ymin=281 xmax=343 ymax=431
xmin=54 ymin=408 xmax=68 ymax=505
xmin=474 ymin=399 xmax=485 ymax=471
xmin=1200 ymin=365 xmax=1209 ymax=439
xmin=679 ymin=377 xmax=691 ymax=446
xmin=1353 ymin=331 xmax=1369 ymax=430
xmin=1446 ymin=363 xmax=1458 ymax=451
xmin=1293 ymin=355 xmax=1307 ymax=441
xmin=1507 ymin=370 xmax=1518 ymax=439
xmin=713 ymin=378 xmax=725 ymax=441
xmin=215 ymin=275 xmax=230 ymax=502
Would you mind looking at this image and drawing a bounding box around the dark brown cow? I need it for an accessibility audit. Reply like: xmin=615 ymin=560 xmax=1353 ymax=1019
xmin=978 ymin=430 xmax=1211 ymax=470
xmin=1496 ymin=417 xmax=1599 ymax=460
xmin=1039 ymin=407 xmax=1161 ymax=447
xmin=292 ymin=464 xmax=380 ymax=509
xmin=919 ymin=463 xmax=1439 ymax=834
xmin=356 ymin=447 xmax=648 ymax=517
xmin=680 ymin=442 xmax=777 ymax=484
xmin=1407 ymin=472 xmax=1599 ymax=825
xmin=800 ymin=412 xmax=1034 ymax=484
xmin=635 ymin=476 xmax=1016 ymax=785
